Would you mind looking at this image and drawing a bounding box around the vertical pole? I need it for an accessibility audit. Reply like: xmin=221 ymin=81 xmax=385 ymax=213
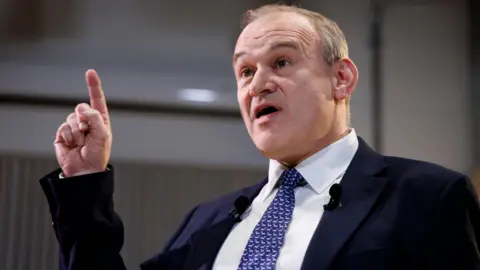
xmin=468 ymin=0 xmax=480 ymax=190
xmin=371 ymin=0 xmax=384 ymax=152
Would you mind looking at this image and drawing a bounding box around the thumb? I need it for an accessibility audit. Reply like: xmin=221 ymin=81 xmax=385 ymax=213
xmin=76 ymin=105 xmax=108 ymax=135
xmin=76 ymin=103 xmax=88 ymax=114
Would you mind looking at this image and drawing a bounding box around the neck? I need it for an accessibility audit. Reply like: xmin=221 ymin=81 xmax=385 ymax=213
xmin=279 ymin=126 xmax=351 ymax=168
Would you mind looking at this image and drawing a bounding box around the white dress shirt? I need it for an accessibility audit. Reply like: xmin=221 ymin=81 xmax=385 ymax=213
xmin=213 ymin=129 xmax=359 ymax=270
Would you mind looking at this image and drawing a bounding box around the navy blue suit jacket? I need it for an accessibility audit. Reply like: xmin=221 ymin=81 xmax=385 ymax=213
xmin=40 ymin=137 xmax=480 ymax=270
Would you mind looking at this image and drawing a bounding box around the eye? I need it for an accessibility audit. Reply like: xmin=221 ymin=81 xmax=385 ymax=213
xmin=240 ymin=67 xmax=254 ymax=78
xmin=275 ymin=58 xmax=291 ymax=69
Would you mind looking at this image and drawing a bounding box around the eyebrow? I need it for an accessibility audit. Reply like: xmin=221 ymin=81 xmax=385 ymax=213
xmin=233 ymin=41 xmax=300 ymax=63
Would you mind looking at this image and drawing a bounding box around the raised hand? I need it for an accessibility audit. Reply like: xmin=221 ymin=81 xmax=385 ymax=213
xmin=54 ymin=69 xmax=112 ymax=177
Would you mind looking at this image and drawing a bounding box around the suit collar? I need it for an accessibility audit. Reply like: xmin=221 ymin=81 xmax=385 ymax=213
xmin=301 ymin=136 xmax=388 ymax=270
xmin=264 ymin=128 xmax=359 ymax=201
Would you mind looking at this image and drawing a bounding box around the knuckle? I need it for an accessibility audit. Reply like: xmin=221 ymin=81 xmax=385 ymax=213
xmin=71 ymin=128 xmax=81 ymax=137
xmin=67 ymin=112 xmax=76 ymax=121
xmin=67 ymin=118 xmax=78 ymax=130
xmin=89 ymin=109 xmax=102 ymax=120
xmin=89 ymin=107 xmax=100 ymax=114
xmin=58 ymin=122 xmax=69 ymax=132
xmin=68 ymin=119 xmax=79 ymax=130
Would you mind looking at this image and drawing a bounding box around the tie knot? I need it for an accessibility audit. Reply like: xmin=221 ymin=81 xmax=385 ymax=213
xmin=280 ymin=168 xmax=303 ymax=188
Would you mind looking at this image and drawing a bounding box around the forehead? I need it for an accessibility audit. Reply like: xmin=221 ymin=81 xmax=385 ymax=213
xmin=234 ymin=12 xmax=318 ymax=58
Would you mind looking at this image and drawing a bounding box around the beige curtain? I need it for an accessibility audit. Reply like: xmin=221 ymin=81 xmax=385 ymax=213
xmin=0 ymin=153 xmax=265 ymax=270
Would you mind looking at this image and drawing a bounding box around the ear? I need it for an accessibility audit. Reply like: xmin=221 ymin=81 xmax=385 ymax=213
xmin=332 ymin=58 xmax=358 ymax=101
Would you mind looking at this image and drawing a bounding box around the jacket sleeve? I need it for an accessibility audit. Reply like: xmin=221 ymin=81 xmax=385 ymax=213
xmin=39 ymin=166 xmax=127 ymax=270
xmin=426 ymin=175 xmax=480 ymax=270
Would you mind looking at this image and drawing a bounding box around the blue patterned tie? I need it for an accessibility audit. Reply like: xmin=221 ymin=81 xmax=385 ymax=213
xmin=238 ymin=168 xmax=303 ymax=270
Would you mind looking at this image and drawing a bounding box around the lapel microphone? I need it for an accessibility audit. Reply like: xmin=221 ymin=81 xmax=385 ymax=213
xmin=230 ymin=183 xmax=342 ymax=220
xmin=323 ymin=183 xmax=342 ymax=211
xmin=229 ymin=196 xmax=251 ymax=221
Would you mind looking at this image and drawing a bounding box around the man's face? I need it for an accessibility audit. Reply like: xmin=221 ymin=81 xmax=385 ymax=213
xmin=233 ymin=12 xmax=339 ymax=163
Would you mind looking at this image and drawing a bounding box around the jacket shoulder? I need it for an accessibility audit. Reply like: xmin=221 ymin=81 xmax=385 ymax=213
xmin=385 ymin=156 xmax=465 ymax=179
xmin=384 ymin=155 xmax=468 ymax=194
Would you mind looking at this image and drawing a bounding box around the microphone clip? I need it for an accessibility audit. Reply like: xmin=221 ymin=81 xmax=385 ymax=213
xmin=323 ymin=183 xmax=343 ymax=211
xmin=229 ymin=207 xmax=242 ymax=221
xmin=229 ymin=196 xmax=251 ymax=222
xmin=323 ymin=198 xmax=341 ymax=211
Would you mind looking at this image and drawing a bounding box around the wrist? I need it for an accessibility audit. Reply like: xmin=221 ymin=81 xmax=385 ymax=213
xmin=62 ymin=168 xmax=108 ymax=178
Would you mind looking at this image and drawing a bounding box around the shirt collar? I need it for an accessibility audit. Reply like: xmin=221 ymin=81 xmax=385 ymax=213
xmin=262 ymin=128 xmax=359 ymax=202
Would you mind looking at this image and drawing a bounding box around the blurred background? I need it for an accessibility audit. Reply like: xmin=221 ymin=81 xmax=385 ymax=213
xmin=0 ymin=0 xmax=478 ymax=269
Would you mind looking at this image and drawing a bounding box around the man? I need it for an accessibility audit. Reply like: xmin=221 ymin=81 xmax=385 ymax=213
xmin=39 ymin=4 xmax=480 ymax=270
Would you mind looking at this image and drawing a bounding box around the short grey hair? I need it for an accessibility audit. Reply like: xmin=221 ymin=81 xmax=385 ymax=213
xmin=240 ymin=4 xmax=349 ymax=66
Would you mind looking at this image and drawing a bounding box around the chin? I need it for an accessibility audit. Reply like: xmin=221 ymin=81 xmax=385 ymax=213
xmin=252 ymin=131 xmax=290 ymax=159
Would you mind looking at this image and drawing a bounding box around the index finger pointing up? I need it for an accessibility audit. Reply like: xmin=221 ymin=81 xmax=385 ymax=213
xmin=85 ymin=69 xmax=109 ymax=116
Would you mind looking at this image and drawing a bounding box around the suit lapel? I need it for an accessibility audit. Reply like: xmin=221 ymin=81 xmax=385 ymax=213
xmin=182 ymin=179 xmax=267 ymax=270
xmin=182 ymin=218 xmax=236 ymax=270
xmin=301 ymin=137 xmax=388 ymax=270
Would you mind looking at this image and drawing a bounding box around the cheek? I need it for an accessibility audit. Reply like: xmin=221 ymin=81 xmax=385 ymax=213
xmin=237 ymin=90 xmax=251 ymax=122
xmin=293 ymin=86 xmax=331 ymax=125
xmin=298 ymin=98 xmax=322 ymax=123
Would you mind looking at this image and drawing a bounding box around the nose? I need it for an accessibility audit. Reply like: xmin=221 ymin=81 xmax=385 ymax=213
xmin=248 ymin=68 xmax=275 ymax=97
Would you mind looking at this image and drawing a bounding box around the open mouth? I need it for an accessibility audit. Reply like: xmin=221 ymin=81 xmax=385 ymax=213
xmin=256 ymin=106 xmax=279 ymax=119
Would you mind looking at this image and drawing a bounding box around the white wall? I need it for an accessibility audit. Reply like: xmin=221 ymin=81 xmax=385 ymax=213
xmin=0 ymin=0 xmax=472 ymax=172
xmin=382 ymin=2 xmax=471 ymax=173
